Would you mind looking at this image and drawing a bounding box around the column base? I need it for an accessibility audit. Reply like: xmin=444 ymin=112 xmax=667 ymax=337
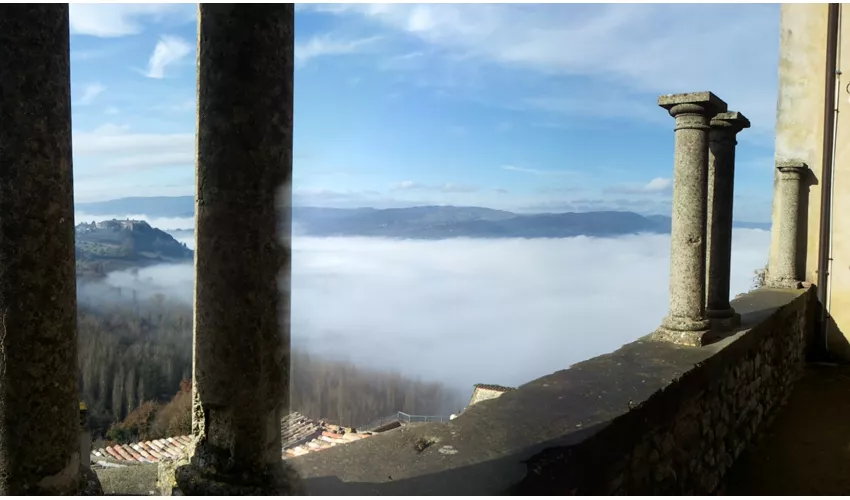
xmin=706 ymin=308 xmax=741 ymax=330
xmin=651 ymin=316 xmax=712 ymax=347
xmin=80 ymin=467 xmax=104 ymax=495
xmin=158 ymin=457 xmax=304 ymax=496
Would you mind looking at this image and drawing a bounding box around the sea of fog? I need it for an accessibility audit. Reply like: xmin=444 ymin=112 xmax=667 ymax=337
xmin=75 ymin=211 xmax=770 ymax=394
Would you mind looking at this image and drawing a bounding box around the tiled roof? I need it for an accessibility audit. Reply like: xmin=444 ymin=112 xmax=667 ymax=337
xmin=473 ymin=384 xmax=515 ymax=392
xmin=93 ymin=435 xmax=191 ymax=464
xmin=91 ymin=412 xmax=374 ymax=466
xmin=283 ymin=423 xmax=374 ymax=459
xmin=281 ymin=411 xmax=322 ymax=450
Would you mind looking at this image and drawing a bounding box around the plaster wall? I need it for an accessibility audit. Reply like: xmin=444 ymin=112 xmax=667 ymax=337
xmin=773 ymin=4 xmax=850 ymax=358
xmin=469 ymin=388 xmax=506 ymax=407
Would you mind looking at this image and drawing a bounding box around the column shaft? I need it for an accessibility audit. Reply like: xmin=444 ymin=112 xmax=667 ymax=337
xmin=654 ymin=92 xmax=727 ymax=346
xmin=705 ymin=112 xmax=750 ymax=328
xmin=767 ymin=162 xmax=808 ymax=287
xmin=0 ymin=5 xmax=85 ymax=494
xmin=180 ymin=4 xmax=298 ymax=494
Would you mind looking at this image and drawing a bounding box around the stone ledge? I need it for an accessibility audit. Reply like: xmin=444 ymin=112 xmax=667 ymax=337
xmin=287 ymin=287 xmax=813 ymax=495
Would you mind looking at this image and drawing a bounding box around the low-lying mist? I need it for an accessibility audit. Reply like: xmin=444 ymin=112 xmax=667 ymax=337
xmin=75 ymin=227 xmax=771 ymax=395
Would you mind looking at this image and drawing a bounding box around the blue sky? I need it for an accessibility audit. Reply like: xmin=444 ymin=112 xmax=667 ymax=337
xmin=68 ymin=3 xmax=780 ymax=222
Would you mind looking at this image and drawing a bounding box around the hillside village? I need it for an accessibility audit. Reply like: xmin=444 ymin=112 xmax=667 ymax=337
xmin=74 ymin=219 xmax=192 ymax=278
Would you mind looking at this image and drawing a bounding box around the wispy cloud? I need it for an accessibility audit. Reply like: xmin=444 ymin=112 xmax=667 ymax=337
xmin=393 ymin=181 xmax=477 ymax=193
xmin=76 ymin=83 xmax=106 ymax=106
xmin=294 ymin=35 xmax=382 ymax=66
xmin=145 ymin=35 xmax=192 ymax=79
xmin=606 ymin=177 xmax=672 ymax=195
xmin=309 ymin=4 xmax=778 ymax=136
xmin=500 ymin=165 xmax=575 ymax=177
xmin=73 ymin=123 xmax=193 ymax=175
xmin=69 ymin=4 xmax=195 ymax=38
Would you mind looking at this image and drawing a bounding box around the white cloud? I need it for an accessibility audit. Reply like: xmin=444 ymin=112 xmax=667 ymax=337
xmin=395 ymin=180 xmax=423 ymax=190
xmin=76 ymin=83 xmax=106 ymax=106
xmin=145 ymin=35 xmax=192 ymax=79
xmin=608 ymin=177 xmax=673 ymax=195
xmin=310 ymin=4 xmax=779 ymax=137
xmin=71 ymin=124 xmax=194 ymax=199
xmin=644 ymin=177 xmax=672 ymax=192
xmin=79 ymin=229 xmax=769 ymax=393
xmin=500 ymin=165 xmax=576 ymax=177
xmin=439 ymin=183 xmax=476 ymax=193
xmin=73 ymin=124 xmax=192 ymax=159
xmin=392 ymin=181 xmax=477 ymax=193
xmin=70 ymin=4 xmax=195 ymax=38
xmin=294 ymin=35 xmax=382 ymax=66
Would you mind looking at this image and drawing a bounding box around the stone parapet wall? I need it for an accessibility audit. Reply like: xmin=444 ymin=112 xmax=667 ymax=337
xmin=522 ymin=287 xmax=815 ymax=495
xmin=288 ymin=287 xmax=817 ymax=496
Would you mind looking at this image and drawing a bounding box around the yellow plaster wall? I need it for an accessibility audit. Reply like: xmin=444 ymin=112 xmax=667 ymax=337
xmin=774 ymin=4 xmax=850 ymax=358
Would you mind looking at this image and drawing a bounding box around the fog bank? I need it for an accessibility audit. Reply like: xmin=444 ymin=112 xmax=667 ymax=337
xmin=76 ymin=229 xmax=770 ymax=393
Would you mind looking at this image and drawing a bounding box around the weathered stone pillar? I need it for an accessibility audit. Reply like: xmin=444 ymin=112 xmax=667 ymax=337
xmin=767 ymin=161 xmax=808 ymax=288
xmin=0 ymin=5 xmax=100 ymax=495
xmin=705 ymin=112 xmax=750 ymax=328
xmin=653 ymin=92 xmax=727 ymax=347
xmin=168 ymin=4 xmax=301 ymax=495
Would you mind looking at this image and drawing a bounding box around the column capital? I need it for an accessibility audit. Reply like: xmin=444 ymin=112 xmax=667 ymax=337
xmin=710 ymin=111 xmax=751 ymax=133
xmin=658 ymin=91 xmax=728 ymax=117
xmin=776 ymin=160 xmax=809 ymax=179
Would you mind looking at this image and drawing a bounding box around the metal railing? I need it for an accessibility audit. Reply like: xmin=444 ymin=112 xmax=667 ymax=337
xmin=355 ymin=411 xmax=449 ymax=432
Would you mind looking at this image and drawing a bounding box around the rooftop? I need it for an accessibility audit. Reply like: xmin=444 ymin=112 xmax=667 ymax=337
xmin=91 ymin=411 xmax=377 ymax=468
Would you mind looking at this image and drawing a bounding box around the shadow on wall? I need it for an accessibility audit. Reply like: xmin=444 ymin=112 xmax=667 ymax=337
xmin=825 ymin=313 xmax=850 ymax=362
xmin=795 ymin=170 xmax=816 ymax=287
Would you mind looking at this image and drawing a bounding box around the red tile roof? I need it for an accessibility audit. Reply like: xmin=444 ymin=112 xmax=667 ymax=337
xmin=93 ymin=435 xmax=191 ymax=464
xmin=91 ymin=412 xmax=375 ymax=465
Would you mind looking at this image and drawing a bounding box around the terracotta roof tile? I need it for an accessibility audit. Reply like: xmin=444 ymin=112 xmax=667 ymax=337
xmin=91 ymin=412 xmax=380 ymax=466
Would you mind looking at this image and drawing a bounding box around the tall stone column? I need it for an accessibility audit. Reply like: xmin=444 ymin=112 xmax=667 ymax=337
xmin=653 ymin=92 xmax=727 ymax=347
xmin=767 ymin=161 xmax=808 ymax=288
xmin=170 ymin=4 xmax=301 ymax=495
xmin=705 ymin=112 xmax=750 ymax=328
xmin=0 ymin=5 xmax=99 ymax=495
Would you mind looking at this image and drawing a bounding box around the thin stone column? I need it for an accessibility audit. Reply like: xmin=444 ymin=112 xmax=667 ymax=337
xmin=767 ymin=161 xmax=808 ymax=288
xmin=653 ymin=92 xmax=727 ymax=347
xmin=705 ymin=112 xmax=750 ymax=329
xmin=168 ymin=4 xmax=301 ymax=495
xmin=0 ymin=5 xmax=99 ymax=495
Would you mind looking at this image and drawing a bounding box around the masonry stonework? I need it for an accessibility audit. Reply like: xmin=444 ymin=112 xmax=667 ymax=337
xmin=520 ymin=288 xmax=814 ymax=495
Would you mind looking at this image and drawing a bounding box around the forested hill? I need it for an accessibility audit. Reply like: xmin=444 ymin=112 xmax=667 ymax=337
xmin=75 ymin=219 xmax=192 ymax=277
xmin=77 ymin=295 xmax=464 ymax=439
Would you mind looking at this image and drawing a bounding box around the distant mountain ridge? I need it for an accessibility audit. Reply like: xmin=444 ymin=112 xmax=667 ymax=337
xmin=76 ymin=196 xmax=771 ymax=240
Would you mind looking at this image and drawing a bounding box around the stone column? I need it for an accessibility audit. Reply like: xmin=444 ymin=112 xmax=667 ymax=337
xmin=705 ymin=112 xmax=750 ymax=328
xmin=767 ymin=161 xmax=808 ymax=288
xmin=653 ymin=92 xmax=727 ymax=347
xmin=0 ymin=5 xmax=99 ymax=495
xmin=169 ymin=4 xmax=301 ymax=495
